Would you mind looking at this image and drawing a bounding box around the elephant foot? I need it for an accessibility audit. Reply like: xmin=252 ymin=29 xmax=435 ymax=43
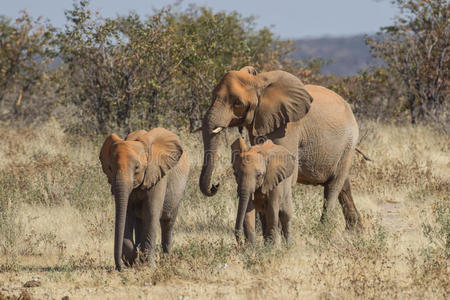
xmin=345 ymin=214 xmax=363 ymax=232
xmin=122 ymin=239 xmax=137 ymax=267
xmin=140 ymin=257 xmax=156 ymax=268
xmin=245 ymin=231 xmax=256 ymax=244
xmin=138 ymin=249 xmax=156 ymax=268
xmin=341 ymin=203 xmax=363 ymax=231
xmin=320 ymin=213 xmax=333 ymax=227
xmin=263 ymin=232 xmax=281 ymax=248
xmin=283 ymin=235 xmax=294 ymax=248
xmin=234 ymin=230 xmax=245 ymax=246
xmin=115 ymin=264 xmax=123 ymax=272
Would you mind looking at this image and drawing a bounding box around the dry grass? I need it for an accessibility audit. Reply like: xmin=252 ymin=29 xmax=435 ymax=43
xmin=0 ymin=119 xmax=448 ymax=299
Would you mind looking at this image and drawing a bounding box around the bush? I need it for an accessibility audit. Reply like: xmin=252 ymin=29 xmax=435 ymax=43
xmin=56 ymin=1 xmax=299 ymax=134
xmin=329 ymin=67 xmax=405 ymax=122
xmin=366 ymin=0 xmax=449 ymax=126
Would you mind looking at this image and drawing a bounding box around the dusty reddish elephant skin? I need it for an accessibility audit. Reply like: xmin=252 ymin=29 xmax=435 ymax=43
xmin=100 ymin=128 xmax=190 ymax=271
xmin=199 ymin=67 xmax=362 ymax=243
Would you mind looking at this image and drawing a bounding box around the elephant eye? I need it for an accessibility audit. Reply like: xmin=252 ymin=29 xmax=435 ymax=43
xmin=233 ymin=98 xmax=243 ymax=107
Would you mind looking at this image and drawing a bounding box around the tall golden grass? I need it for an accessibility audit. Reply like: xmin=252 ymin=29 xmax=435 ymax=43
xmin=0 ymin=119 xmax=448 ymax=299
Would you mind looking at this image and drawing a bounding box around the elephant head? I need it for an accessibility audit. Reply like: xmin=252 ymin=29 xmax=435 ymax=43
xmin=231 ymin=137 xmax=295 ymax=240
xmin=99 ymin=128 xmax=183 ymax=270
xmin=200 ymin=67 xmax=312 ymax=196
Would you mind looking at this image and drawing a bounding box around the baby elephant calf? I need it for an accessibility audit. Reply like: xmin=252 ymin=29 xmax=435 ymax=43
xmin=100 ymin=128 xmax=190 ymax=271
xmin=231 ymin=137 xmax=295 ymax=246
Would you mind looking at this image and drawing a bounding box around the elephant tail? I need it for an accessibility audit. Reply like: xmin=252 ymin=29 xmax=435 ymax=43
xmin=355 ymin=147 xmax=373 ymax=162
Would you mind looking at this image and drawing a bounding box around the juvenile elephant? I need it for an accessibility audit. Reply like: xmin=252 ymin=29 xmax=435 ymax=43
xmin=199 ymin=67 xmax=362 ymax=243
xmin=99 ymin=128 xmax=190 ymax=271
xmin=231 ymin=137 xmax=296 ymax=245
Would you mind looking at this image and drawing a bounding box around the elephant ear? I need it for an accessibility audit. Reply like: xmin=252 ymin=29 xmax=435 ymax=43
xmin=125 ymin=130 xmax=148 ymax=141
xmin=137 ymin=128 xmax=183 ymax=189
xmin=253 ymin=71 xmax=313 ymax=136
xmin=259 ymin=142 xmax=295 ymax=195
xmin=239 ymin=66 xmax=258 ymax=76
xmin=99 ymin=133 xmax=122 ymax=185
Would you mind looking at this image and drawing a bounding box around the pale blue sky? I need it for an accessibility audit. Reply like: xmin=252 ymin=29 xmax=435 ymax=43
xmin=0 ymin=0 xmax=398 ymax=38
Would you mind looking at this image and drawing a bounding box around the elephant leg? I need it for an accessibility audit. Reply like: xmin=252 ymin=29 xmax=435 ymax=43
xmin=320 ymin=177 xmax=345 ymax=226
xmin=122 ymin=207 xmax=136 ymax=266
xmin=122 ymin=239 xmax=136 ymax=267
xmin=338 ymin=178 xmax=362 ymax=230
xmin=321 ymin=147 xmax=356 ymax=226
xmin=135 ymin=217 xmax=143 ymax=247
xmin=259 ymin=212 xmax=268 ymax=240
xmin=133 ymin=217 xmax=143 ymax=261
xmin=279 ymin=198 xmax=293 ymax=245
xmin=140 ymin=211 xmax=160 ymax=266
xmin=141 ymin=180 xmax=166 ymax=266
xmin=160 ymin=206 xmax=179 ymax=253
xmin=243 ymin=196 xmax=256 ymax=243
xmin=265 ymin=198 xmax=281 ymax=246
xmin=160 ymin=171 xmax=185 ymax=253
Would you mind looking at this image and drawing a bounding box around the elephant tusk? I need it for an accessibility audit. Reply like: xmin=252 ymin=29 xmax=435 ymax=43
xmin=212 ymin=127 xmax=223 ymax=134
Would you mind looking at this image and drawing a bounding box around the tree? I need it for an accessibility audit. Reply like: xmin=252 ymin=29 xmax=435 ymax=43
xmin=57 ymin=1 xmax=302 ymax=133
xmin=0 ymin=11 xmax=55 ymax=115
xmin=366 ymin=0 xmax=449 ymax=124
xmin=57 ymin=1 xmax=190 ymax=134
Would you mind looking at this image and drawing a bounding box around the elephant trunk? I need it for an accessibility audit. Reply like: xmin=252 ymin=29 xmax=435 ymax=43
xmin=199 ymin=106 xmax=225 ymax=196
xmin=235 ymin=186 xmax=252 ymax=243
xmin=113 ymin=175 xmax=131 ymax=271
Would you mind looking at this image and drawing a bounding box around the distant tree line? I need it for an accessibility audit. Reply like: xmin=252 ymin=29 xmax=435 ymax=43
xmin=0 ymin=0 xmax=448 ymax=134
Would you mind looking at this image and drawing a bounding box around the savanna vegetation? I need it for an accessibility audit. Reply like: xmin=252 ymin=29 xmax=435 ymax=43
xmin=0 ymin=0 xmax=448 ymax=299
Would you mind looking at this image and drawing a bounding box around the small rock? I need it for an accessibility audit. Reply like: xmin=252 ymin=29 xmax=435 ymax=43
xmin=62 ymin=296 xmax=70 ymax=300
xmin=23 ymin=280 xmax=41 ymax=288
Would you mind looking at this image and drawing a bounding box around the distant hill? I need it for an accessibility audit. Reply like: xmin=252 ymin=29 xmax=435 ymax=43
xmin=291 ymin=34 xmax=375 ymax=76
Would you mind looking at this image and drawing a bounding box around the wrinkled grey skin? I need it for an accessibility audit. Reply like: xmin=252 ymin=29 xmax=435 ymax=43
xmin=100 ymin=128 xmax=190 ymax=271
xmin=200 ymin=67 xmax=362 ymax=243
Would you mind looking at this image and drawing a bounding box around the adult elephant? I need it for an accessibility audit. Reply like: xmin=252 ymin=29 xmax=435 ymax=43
xmin=100 ymin=128 xmax=190 ymax=271
xmin=199 ymin=67 xmax=362 ymax=242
